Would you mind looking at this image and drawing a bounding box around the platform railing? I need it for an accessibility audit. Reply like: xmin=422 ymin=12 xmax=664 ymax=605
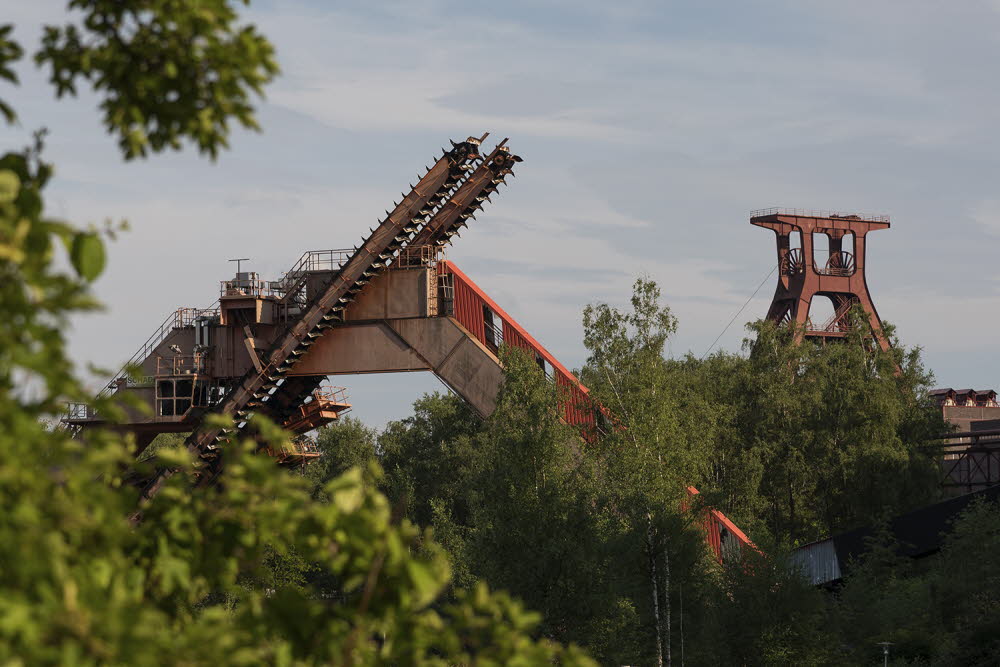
xmin=270 ymin=249 xmax=356 ymax=306
xmin=156 ymin=354 xmax=208 ymax=376
xmin=220 ymin=278 xmax=270 ymax=298
xmin=97 ymin=305 xmax=219 ymax=399
xmin=807 ymin=300 xmax=856 ymax=334
xmin=751 ymin=207 xmax=890 ymax=223
xmin=65 ymin=402 xmax=94 ymax=421
xmin=305 ymin=385 xmax=350 ymax=406
xmin=283 ymin=249 xmax=354 ymax=277
xmin=394 ymin=244 xmax=442 ymax=268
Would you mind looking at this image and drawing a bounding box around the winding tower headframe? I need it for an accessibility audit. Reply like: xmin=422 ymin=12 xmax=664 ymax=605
xmin=750 ymin=208 xmax=890 ymax=350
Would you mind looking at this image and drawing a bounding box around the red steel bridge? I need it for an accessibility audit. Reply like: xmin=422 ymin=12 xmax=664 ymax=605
xmin=65 ymin=134 xmax=751 ymax=561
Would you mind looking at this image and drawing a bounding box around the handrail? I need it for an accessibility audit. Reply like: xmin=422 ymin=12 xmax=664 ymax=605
xmin=394 ymin=244 xmax=442 ymax=268
xmin=156 ymin=354 xmax=208 ymax=376
xmin=138 ymin=135 xmax=491 ymax=500
xmin=306 ymin=385 xmax=350 ymax=406
xmin=808 ymin=299 xmax=855 ymax=334
xmin=751 ymin=207 xmax=890 ymax=223
xmin=270 ymin=249 xmax=355 ymax=306
xmin=97 ymin=303 xmax=219 ymax=399
xmin=282 ymin=249 xmax=354 ymax=278
xmin=220 ymin=278 xmax=270 ymax=298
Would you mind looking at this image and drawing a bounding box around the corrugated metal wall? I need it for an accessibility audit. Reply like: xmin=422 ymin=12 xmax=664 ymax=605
xmin=789 ymin=540 xmax=841 ymax=586
xmin=440 ymin=261 xmax=597 ymax=432
xmin=448 ymin=267 xmax=486 ymax=343
xmin=686 ymin=487 xmax=756 ymax=563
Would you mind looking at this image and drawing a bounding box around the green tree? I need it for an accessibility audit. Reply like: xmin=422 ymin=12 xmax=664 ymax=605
xmin=378 ymin=392 xmax=483 ymax=592
xmin=694 ymin=543 xmax=834 ymax=666
xmin=833 ymin=518 xmax=935 ymax=664
xmin=829 ymin=499 xmax=1000 ymax=665
xmin=374 ymin=353 xmax=646 ymax=664
xmin=581 ymin=278 xmax=717 ymax=665
xmin=930 ymin=498 xmax=1000 ymax=666
xmin=723 ymin=314 xmax=943 ymax=544
xmin=305 ymin=416 xmax=380 ymax=496
xmin=33 ymin=0 xmax=279 ymax=159
xmin=578 ymin=280 xmax=944 ymax=662
xmin=467 ymin=348 xmax=634 ymax=662
xmin=380 ymin=392 xmax=481 ymax=532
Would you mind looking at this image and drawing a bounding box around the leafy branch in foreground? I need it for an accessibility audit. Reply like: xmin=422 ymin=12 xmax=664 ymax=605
xmin=35 ymin=0 xmax=279 ymax=159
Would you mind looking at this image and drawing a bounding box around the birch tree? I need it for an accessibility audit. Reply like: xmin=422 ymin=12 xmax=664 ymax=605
xmin=582 ymin=278 xmax=713 ymax=665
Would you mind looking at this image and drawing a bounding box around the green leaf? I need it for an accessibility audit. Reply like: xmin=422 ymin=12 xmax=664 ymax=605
xmin=406 ymin=560 xmax=445 ymax=607
xmin=328 ymin=468 xmax=364 ymax=513
xmin=0 ymin=169 xmax=19 ymax=203
xmin=70 ymin=232 xmax=104 ymax=281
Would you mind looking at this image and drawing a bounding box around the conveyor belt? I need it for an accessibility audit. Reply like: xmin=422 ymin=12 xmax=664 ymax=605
xmin=136 ymin=135 xmax=497 ymax=503
xmin=254 ymin=141 xmax=523 ymax=431
xmin=407 ymin=139 xmax=521 ymax=250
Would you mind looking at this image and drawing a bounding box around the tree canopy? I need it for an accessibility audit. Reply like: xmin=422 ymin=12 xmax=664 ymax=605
xmin=333 ymin=278 xmax=963 ymax=665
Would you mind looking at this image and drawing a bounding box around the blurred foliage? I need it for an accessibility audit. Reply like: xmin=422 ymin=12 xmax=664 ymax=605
xmin=0 ymin=24 xmax=22 ymax=124
xmin=35 ymin=0 xmax=279 ymax=159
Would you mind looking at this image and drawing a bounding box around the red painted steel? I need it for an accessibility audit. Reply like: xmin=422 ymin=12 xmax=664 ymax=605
xmin=439 ymin=260 xmax=753 ymax=559
xmin=686 ymin=486 xmax=756 ymax=563
xmin=448 ymin=264 xmax=487 ymax=344
xmin=439 ymin=261 xmax=596 ymax=430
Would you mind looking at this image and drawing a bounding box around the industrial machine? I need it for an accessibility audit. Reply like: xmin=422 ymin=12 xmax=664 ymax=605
xmin=65 ymin=133 xmax=751 ymax=560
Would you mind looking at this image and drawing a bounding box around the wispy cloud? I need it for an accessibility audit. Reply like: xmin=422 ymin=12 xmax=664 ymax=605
xmin=4 ymin=0 xmax=1000 ymax=415
xmin=971 ymin=199 xmax=1000 ymax=237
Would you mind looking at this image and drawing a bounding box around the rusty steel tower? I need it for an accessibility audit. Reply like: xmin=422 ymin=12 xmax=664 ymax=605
xmin=751 ymin=208 xmax=890 ymax=350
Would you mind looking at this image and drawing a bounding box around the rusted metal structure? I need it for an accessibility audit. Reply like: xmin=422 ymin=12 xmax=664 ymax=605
xmin=686 ymin=487 xmax=754 ymax=563
xmin=922 ymin=389 xmax=1000 ymax=491
xmin=65 ymin=133 xmax=751 ymax=561
xmin=751 ymin=208 xmax=890 ymax=349
xmin=930 ymin=415 xmax=1000 ymax=492
xmin=936 ymin=428 xmax=1000 ymax=492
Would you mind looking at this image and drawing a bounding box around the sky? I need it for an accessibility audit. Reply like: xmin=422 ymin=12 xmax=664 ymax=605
xmin=4 ymin=1 xmax=1000 ymax=427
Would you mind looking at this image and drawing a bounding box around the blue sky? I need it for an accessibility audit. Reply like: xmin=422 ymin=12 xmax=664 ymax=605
xmin=5 ymin=1 xmax=1000 ymax=426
